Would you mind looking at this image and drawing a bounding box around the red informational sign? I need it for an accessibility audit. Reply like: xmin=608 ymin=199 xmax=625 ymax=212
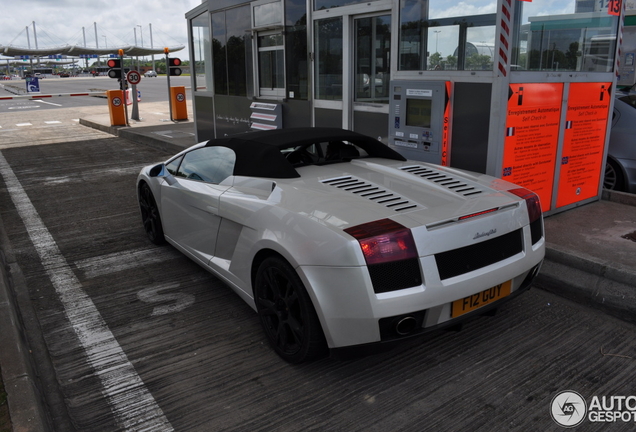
xmin=608 ymin=0 xmax=621 ymax=16
xmin=441 ymin=81 xmax=451 ymax=166
xmin=503 ymin=83 xmax=563 ymax=212
xmin=555 ymin=82 xmax=612 ymax=208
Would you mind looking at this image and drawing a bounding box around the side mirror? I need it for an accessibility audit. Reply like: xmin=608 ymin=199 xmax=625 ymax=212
xmin=148 ymin=163 xmax=177 ymax=185
xmin=149 ymin=164 xmax=165 ymax=177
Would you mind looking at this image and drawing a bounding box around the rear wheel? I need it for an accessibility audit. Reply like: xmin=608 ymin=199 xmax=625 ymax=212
xmin=254 ymin=256 xmax=327 ymax=363
xmin=604 ymin=159 xmax=625 ymax=191
xmin=139 ymin=183 xmax=165 ymax=245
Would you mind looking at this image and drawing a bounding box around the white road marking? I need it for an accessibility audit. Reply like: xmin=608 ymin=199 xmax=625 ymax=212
xmin=44 ymin=120 xmax=62 ymax=124
xmin=74 ymin=247 xmax=181 ymax=279
xmin=32 ymin=99 xmax=63 ymax=107
xmin=0 ymin=152 xmax=174 ymax=432
xmin=16 ymin=122 xmax=32 ymax=126
xmin=137 ymin=284 xmax=195 ymax=317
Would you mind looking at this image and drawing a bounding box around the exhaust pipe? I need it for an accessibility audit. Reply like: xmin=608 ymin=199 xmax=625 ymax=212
xmin=395 ymin=316 xmax=418 ymax=335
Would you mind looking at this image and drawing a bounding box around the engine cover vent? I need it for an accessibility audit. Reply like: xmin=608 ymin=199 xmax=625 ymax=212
xmin=321 ymin=176 xmax=419 ymax=212
xmin=399 ymin=165 xmax=484 ymax=197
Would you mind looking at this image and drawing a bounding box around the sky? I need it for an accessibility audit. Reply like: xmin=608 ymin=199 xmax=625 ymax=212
xmin=0 ymin=0 xmax=202 ymax=60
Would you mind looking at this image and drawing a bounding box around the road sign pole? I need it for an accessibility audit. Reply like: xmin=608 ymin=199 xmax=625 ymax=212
xmin=118 ymin=50 xmax=130 ymax=126
xmin=165 ymin=49 xmax=173 ymax=122
xmin=131 ymin=83 xmax=140 ymax=120
xmin=126 ymin=70 xmax=142 ymax=121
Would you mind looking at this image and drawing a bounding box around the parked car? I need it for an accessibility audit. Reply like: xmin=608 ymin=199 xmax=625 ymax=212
xmin=144 ymin=70 xmax=157 ymax=77
xmin=607 ymin=95 xmax=636 ymax=193
xmin=137 ymin=128 xmax=545 ymax=363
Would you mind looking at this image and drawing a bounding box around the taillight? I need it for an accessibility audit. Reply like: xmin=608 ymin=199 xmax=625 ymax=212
xmin=508 ymin=188 xmax=542 ymax=222
xmin=508 ymin=187 xmax=543 ymax=245
xmin=344 ymin=219 xmax=418 ymax=265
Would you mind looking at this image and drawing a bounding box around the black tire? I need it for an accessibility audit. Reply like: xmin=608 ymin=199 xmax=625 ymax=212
xmin=604 ymin=158 xmax=626 ymax=191
xmin=139 ymin=182 xmax=166 ymax=245
xmin=254 ymin=256 xmax=327 ymax=363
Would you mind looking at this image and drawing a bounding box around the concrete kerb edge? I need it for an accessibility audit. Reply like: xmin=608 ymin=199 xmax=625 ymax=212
xmin=0 ymin=211 xmax=52 ymax=432
xmin=536 ymin=190 xmax=636 ymax=324
xmin=79 ymin=118 xmax=188 ymax=155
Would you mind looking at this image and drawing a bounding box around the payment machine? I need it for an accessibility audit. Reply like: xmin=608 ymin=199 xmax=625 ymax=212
xmin=388 ymin=80 xmax=449 ymax=165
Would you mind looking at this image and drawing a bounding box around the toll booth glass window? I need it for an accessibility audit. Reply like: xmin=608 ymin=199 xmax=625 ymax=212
xmin=212 ymin=12 xmax=228 ymax=95
xmin=355 ymin=15 xmax=391 ymax=104
xmin=285 ymin=0 xmax=309 ymax=100
xmin=315 ymin=17 xmax=343 ymax=100
xmin=258 ymin=32 xmax=285 ymax=97
xmin=512 ymin=2 xmax=619 ymax=72
xmin=191 ymin=12 xmax=212 ymax=92
xmin=227 ymin=6 xmax=249 ymax=97
xmin=398 ymin=0 xmax=496 ymax=71
xmin=253 ymin=1 xmax=282 ymax=27
xmin=314 ymin=0 xmax=379 ymax=11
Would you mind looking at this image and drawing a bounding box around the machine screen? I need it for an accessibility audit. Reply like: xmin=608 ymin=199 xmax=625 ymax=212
xmin=405 ymin=98 xmax=432 ymax=128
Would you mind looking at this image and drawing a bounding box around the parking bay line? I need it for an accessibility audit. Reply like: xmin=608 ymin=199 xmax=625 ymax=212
xmin=74 ymin=246 xmax=182 ymax=279
xmin=0 ymin=152 xmax=174 ymax=432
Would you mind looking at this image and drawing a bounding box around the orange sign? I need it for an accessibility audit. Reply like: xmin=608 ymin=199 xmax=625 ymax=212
xmin=556 ymin=82 xmax=611 ymax=208
xmin=503 ymin=83 xmax=563 ymax=212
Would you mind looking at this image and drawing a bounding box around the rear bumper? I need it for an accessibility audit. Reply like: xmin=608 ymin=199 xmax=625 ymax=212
xmin=298 ymin=231 xmax=545 ymax=349
xmin=328 ymin=262 xmax=540 ymax=360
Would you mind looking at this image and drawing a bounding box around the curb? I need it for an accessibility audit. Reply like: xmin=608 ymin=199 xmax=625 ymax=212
xmin=79 ymin=118 xmax=193 ymax=154
xmin=535 ymin=189 xmax=636 ymax=324
xmin=0 ymin=212 xmax=51 ymax=432
xmin=535 ymin=243 xmax=636 ymax=325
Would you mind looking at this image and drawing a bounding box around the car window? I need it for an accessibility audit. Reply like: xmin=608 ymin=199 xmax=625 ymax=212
xmin=176 ymin=146 xmax=236 ymax=184
xmin=165 ymin=156 xmax=183 ymax=176
xmin=618 ymin=95 xmax=636 ymax=109
xmin=283 ymin=141 xmax=367 ymax=166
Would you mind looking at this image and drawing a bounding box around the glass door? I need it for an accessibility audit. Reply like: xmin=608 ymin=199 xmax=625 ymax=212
xmin=354 ymin=14 xmax=391 ymax=105
xmin=313 ymin=9 xmax=391 ymax=130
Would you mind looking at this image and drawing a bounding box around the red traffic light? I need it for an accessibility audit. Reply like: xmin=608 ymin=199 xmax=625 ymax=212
xmin=107 ymin=59 xmax=120 ymax=68
xmin=168 ymin=58 xmax=182 ymax=76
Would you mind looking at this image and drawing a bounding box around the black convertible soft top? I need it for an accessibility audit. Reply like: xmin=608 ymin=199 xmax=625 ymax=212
xmin=205 ymin=127 xmax=406 ymax=179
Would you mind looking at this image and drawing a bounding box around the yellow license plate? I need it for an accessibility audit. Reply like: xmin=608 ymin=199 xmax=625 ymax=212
xmin=451 ymin=280 xmax=512 ymax=318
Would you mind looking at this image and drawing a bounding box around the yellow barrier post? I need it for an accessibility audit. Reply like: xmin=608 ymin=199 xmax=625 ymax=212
xmin=170 ymin=86 xmax=188 ymax=121
xmin=107 ymin=90 xmax=126 ymax=126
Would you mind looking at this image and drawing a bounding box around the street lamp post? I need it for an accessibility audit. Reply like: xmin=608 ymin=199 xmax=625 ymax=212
xmin=434 ymin=30 xmax=441 ymax=54
xmin=137 ymin=25 xmax=143 ymax=71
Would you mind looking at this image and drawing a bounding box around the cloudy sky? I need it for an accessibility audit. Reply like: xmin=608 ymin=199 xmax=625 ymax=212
xmin=0 ymin=0 xmax=201 ymax=58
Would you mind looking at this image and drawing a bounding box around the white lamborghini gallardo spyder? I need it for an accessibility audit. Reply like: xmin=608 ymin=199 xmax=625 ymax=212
xmin=137 ymin=128 xmax=545 ymax=363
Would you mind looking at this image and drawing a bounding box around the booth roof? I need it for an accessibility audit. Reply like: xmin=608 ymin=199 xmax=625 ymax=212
xmin=0 ymin=44 xmax=185 ymax=58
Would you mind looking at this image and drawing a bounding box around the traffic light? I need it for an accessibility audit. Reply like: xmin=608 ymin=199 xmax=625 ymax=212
xmin=168 ymin=58 xmax=182 ymax=76
xmin=107 ymin=58 xmax=122 ymax=79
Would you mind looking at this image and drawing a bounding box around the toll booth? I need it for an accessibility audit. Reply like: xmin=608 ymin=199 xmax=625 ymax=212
xmin=186 ymin=0 xmax=625 ymax=215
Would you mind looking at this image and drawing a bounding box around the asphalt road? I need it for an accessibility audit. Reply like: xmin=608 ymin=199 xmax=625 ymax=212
xmin=1 ymin=104 xmax=636 ymax=431
xmin=0 ymin=75 xmax=192 ymax=113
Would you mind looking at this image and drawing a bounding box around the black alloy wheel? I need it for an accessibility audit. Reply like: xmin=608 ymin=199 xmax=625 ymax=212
xmin=255 ymin=256 xmax=327 ymax=363
xmin=603 ymin=159 xmax=625 ymax=191
xmin=139 ymin=183 xmax=165 ymax=245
